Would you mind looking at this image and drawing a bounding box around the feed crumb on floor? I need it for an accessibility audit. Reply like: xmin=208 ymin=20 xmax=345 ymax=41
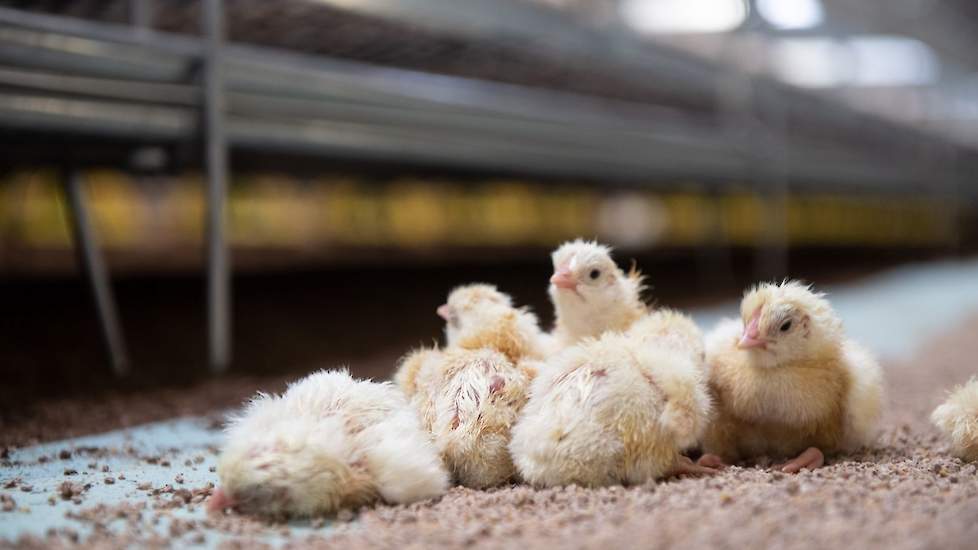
xmin=2 ymin=310 xmax=977 ymax=548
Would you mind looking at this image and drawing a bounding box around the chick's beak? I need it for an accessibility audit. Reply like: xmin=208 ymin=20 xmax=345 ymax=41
xmin=737 ymin=308 xmax=767 ymax=349
xmin=550 ymin=267 xmax=578 ymax=290
xmin=436 ymin=304 xmax=452 ymax=320
xmin=207 ymin=487 xmax=234 ymax=513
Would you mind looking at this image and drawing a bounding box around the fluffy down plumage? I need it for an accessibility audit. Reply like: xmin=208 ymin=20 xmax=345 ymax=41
xmin=509 ymin=332 xmax=712 ymax=487
xmin=627 ymin=307 xmax=706 ymax=362
xmin=625 ymin=307 xmax=712 ymax=451
xmin=931 ymin=377 xmax=978 ymax=461
xmin=440 ymin=283 xmax=548 ymax=362
xmin=214 ymin=370 xmax=448 ymax=517
xmin=548 ymin=239 xmax=646 ymax=350
xmin=395 ymin=284 xmax=546 ymax=487
xmin=701 ymin=281 xmax=884 ymax=464
xmin=397 ymin=347 xmax=534 ymax=488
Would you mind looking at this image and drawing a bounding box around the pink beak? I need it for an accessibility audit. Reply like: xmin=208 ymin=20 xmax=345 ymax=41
xmin=550 ymin=267 xmax=578 ymax=290
xmin=738 ymin=308 xmax=767 ymax=349
xmin=207 ymin=487 xmax=234 ymax=513
xmin=436 ymin=304 xmax=451 ymax=320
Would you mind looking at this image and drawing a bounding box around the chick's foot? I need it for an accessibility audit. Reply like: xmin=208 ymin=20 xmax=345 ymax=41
xmin=776 ymin=447 xmax=824 ymax=474
xmin=671 ymin=456 xmax=721 ymax=477
xmin=696 ymin=454 xmax=727 ymax=469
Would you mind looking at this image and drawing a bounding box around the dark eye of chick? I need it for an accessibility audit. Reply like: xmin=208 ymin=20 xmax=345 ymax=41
xmin=780 ymin=320 xmax=792 ymax=332
xmin=589 ymin=269 xmax=601 ymax=280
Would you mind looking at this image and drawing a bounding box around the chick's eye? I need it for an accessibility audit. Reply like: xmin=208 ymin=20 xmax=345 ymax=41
xmin=780 ymin=320 xmax=793 ymax=332
xmin=589 ymin=269 xmax=601 ymax=280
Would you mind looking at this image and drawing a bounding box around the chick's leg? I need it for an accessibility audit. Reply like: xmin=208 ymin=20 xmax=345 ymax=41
xmin=671 ymin=456 xmax=721 ymax=477
xmin=776 ymin=447 xmax=824 ymax=474
xmin=697 ymin=414 xmax=737 ymax=470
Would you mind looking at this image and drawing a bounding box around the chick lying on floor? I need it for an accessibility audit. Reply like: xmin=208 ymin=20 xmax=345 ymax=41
xmin=699 ymin=280 xmax=884 ymax=473
xmin=209 ymin=370 xmax=448 ymax=517
xmin=509 ymin=308 xmax=715 ymax=487
xmin=396 ymin=284 xmax=542 ymax=488
xmin=547 ymin=239 xmax=647 ymax=351
xmin=931 ymin=377 xmax=978 ymax=462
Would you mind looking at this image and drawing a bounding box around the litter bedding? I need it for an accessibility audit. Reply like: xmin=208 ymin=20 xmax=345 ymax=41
xmin=3 ymin=257 xmax=978 ymax=549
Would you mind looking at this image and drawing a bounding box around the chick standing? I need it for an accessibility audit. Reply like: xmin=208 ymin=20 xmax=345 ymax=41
xmin=209 ymin=370 xmax=448 ymax=517
xmin=931 ymin=378 xmax=978 ymax=462
xmin=395 ymin=284 xmax=542 ymax=488
xmin=548 ymin=239 xmax=646 ymax=350
xmin=509 ymin=309 xmax=714 ymax=487
xmin=699 ymin=281 xmax=884 ymax=473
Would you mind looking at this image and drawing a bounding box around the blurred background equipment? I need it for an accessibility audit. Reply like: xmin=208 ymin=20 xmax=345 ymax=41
xmin=0 ymin=0 xmax=975 ymax=392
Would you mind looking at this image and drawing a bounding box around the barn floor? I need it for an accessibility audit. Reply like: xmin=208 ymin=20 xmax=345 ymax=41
xmin=3 ymin=258 xmax=978 ymax=549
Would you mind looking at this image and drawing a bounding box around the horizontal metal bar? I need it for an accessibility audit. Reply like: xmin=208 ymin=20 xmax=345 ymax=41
xmin=0 ymin=5 xmax=200 ymax=56
xmin=0 ymin=26 xmax=190 ymax=82
xmin=0 ymin=3 xmax=955 ymax=156
xmin=0 ymin=88 xmax=936 ymax=190
xmin=0 ymin=92 xmax=193 ymax=139
xmin=0 ymin=63 xmax=721 ymax=148
xmin=0 ymin=66 xmax=197 ymax=105
xmin=0 ymin=5 xmax=971 ymax=192
xmin=0 ymin=33 xmax=935 ymax=180
xmin=0 ymin=25 xmax=706 ymax=134
xmin=0 ymin=85 xmax=732 ymax=161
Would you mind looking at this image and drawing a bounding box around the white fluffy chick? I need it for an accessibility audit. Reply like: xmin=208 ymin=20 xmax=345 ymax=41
xmin=509 ymin=328 xmax=714 ymax=488
xmin=438 ymin=283 xmax=548 ymax=363
xmin=209 ymin=369 xmax=448 ymax=517
xmin=931 ymin=377 xmax=978 ymax=462
xmin=699 ymin=281 xmax=884 ymax=473
xmin=395 ymin=284 xmax=542 ymax=488
xmin=548 ymin=239 xmax=646 ymax=349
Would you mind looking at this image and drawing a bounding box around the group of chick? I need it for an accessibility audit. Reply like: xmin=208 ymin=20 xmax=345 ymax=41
xmin=209 ymin=239 xmax=978 ymax=518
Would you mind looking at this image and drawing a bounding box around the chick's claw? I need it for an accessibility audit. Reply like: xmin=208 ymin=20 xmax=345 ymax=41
xmin=672 ymin=456 xmax=721 ymax=477
xmin=776 ymin=447 xmax=824 ymax=474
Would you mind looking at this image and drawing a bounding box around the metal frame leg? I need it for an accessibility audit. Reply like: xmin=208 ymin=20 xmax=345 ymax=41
xmin=754 ymin=92 xmax=789 ymax=282
xmin=63 ymin=168 xmax=130 ymax=376
xmin=129 ymin=0 xmax=152 ymax=31
xmin=203 ymin=0 xmax=231 ymax=372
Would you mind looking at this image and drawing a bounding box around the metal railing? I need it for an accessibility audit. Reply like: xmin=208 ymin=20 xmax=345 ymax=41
xmin=0 ymin=0 xmax=971 ymax=374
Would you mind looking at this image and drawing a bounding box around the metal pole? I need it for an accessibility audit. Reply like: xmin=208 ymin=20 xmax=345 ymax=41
xmin=129 ymin=0 xmax=152 ymax=32
xmin=63 ymin=168 xmax=130 ymax=376
xmin=755 ymin=91 xmax=789 ymax=282
xmin=203 ymin=0 xmax=231 ymax=372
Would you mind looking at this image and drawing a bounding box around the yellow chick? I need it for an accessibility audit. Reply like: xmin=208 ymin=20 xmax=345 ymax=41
xmin=548 ymin=239 xmax=647 ymax=350
xmin=628 ymin=307 xmax=706 ymax=364
xmin=395 ymin=284 xmax=542 ymax=488
xmin=931 ymin=377 xmax=978 ymax=462
xmin=509 ymin=328 xmax=714 ymax=488
xmin=438 ymin=283 xmax=548 ymax=363
xmin=210 ymin=370 xmax=448 ymax=517
xmin=699 ymin=281 xmax=884 ymax=473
